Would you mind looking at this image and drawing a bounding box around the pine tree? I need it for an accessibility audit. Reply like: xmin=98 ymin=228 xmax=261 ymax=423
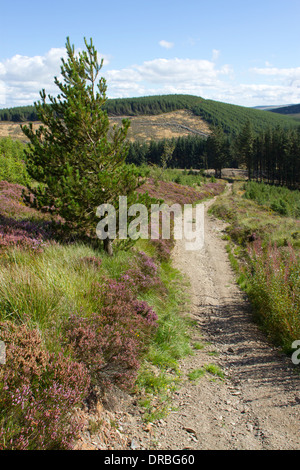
xmin=160 ymin=139 xmax=175 ymax=169
xmin=235 ymin=120 xmax=254 ymax=180
xmin=21 ymin=37 xmax=145 ymax=255
xmin=206 ymin=125 xmax=229 ymax=178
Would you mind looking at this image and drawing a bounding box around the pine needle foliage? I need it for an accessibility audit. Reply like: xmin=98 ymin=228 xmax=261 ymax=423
xmin=21 ymin=37 xmax=145 ymax=252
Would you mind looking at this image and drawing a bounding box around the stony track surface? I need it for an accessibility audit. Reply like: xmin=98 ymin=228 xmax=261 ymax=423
xmin=75 ymin=191 xmax=300 ymax=451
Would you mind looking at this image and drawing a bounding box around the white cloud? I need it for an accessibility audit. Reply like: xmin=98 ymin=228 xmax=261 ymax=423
xmin=206 ymin=82 xmax=300 ymax=107
xmin=0 ymin=82 xmax=5 ymax=105
xmin=108 ymin=57 xmax=231 ymax=85
xmin=1 ymin=51 xmax=232 ymax=104
xmin=246 ymin=65 xmax=300 ymax=104
xmin=104 ymin=57 xmax=234 ymax=100
xmin=0 ymin=47 xmax=300 ymax=109
xmin=2 ymin=48 xmax=66 ymax=83
xmin=251 ymin=66 xmax=300 ymax=79
xmin=0 ymin=48 xmax=66 ymax=107
xmin=159 ymin=40 xmax=174 ymax=49
xmin=0 ymin=47 xmax=110 ymax=107
xmin=212 ymin=49 xmax=220 ymax=61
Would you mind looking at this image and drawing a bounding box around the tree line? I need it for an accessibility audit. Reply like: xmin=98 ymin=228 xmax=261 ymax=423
xmin=0 ymin=95 xmax=198 ymax=122
xmin=0 ymin=106 xmax=39 ymax=122
xmin=127 ymin=122 xmax=300 ymax=187
xmin=236 ymin=122 xmax=300 ymax=187
xmin=126 ymin=131 xmax=234 ymax=173
xmin=126 ymin=135 xmax=212 ymax=169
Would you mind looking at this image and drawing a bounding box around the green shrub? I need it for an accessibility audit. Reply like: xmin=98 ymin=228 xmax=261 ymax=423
xmin=0 ymin=138 xmax=30 ymax=185
xmin=246 ymin=240 xmax=300 ymax=352
xmin=244 ymin=181 xmax=300 ymax=218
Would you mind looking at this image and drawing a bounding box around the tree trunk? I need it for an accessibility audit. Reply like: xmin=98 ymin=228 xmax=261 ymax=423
xmin=103 ymin=238 xmax=113 ymax=256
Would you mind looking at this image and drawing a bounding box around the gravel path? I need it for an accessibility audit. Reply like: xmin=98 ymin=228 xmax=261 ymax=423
xmin=75 ymin=191 xmax=300 ymax=451
xmin=149 ymin=194 xmax=300 ymax=450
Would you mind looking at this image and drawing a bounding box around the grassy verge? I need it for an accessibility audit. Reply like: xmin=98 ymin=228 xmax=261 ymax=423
xmin=134 ymin=246 xmax=193 ymax=422
xmin=210 ymin=181 xmax=300 ymax=354
xmin=137 ymin=165 xmax=209 ymax=187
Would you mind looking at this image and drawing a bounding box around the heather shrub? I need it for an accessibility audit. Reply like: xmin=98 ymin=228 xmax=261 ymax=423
xmin=98 ymin=277 xmax=159 ymax=330
xmin=0 ymin=181 xmax=40 ymax=220
xmin=137 ymin=177 xmax=225 ymax=205
xmin=150 ymin=237 xmax=175 ymax=262
xmin=0 ymin=321 xmax=90 ymax=450
xmin=121 ymin=251 xmax=164 ymax=291
xmin=61 ymin=251 xmax=162 ymax=390
xmin=63 ymin=278 xmax=158 ymax=390
xmin=0 ymin=181 xmax=62 ymax=251
xmin=0 ymin=216 xmax=53 ymax=251
xmin=77 ymin=256 xmax=102 ymax=270
xmin=0 ymin=170 xmax=203 ymax=434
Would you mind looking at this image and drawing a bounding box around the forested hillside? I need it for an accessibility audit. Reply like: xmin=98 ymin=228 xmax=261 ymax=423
xmin=190 ymin=99 xmax=298 ymax=136
xmin=0 ymin=94 xmax=298 ymax=137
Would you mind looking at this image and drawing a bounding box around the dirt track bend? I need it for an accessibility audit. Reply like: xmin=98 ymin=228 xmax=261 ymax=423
xmin=150 ymin=191 xmax=300 ymax=450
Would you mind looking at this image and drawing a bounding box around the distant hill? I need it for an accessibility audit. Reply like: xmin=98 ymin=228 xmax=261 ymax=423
xmin=0 ymin=94 xmax=299 ymax=141
xmin=268 ymin=103 xmax=300 ymax=116
xmin=104 ymin=95 xmax=299 ymax=135
xmin=253 ymin=104 xmax=293 ymax=111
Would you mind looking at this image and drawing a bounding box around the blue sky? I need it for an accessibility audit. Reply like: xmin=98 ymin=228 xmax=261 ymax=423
xmin=1 ymin=0 xmax=300 ymax=108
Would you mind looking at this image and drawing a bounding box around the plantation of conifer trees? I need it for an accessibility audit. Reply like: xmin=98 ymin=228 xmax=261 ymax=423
xmin=127 ymin=123 xmax=300 ymax=188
